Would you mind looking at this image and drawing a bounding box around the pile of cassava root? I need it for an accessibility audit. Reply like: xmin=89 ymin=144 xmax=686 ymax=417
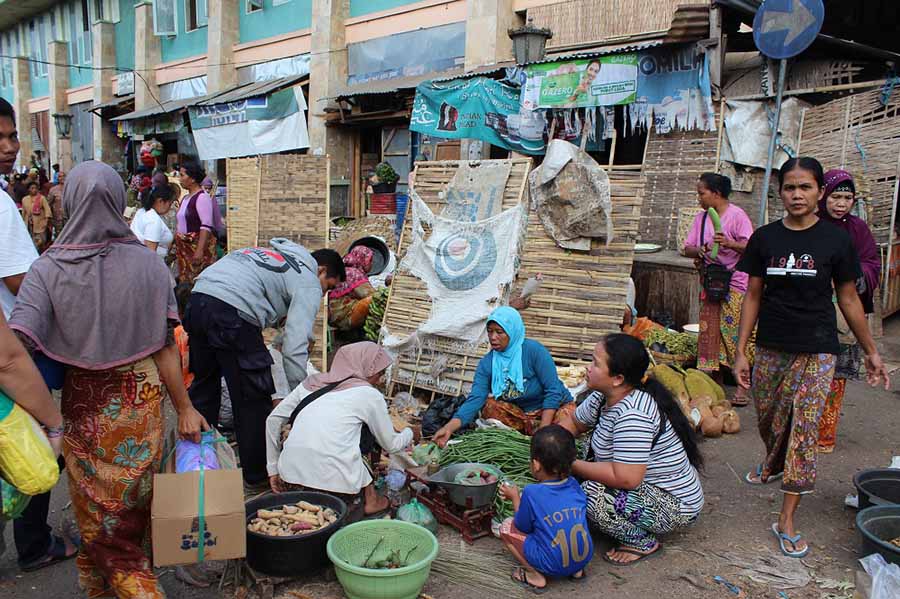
xmin=247 ymin=500 xmax=338 ymax=537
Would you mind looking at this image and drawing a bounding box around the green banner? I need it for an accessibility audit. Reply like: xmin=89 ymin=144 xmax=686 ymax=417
xmin=410 ymin=77 xmax=546 ymax=155
xmin=522 ymin=54 xmax=638 ymax=109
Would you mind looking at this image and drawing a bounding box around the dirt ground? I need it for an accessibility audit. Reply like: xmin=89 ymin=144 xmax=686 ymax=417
xmin=3 ymin=318 xmax=899 ymax=599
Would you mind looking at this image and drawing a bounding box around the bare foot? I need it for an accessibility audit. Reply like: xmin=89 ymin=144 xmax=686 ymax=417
xmin=364 ymin=494 xmax=390 ymax=515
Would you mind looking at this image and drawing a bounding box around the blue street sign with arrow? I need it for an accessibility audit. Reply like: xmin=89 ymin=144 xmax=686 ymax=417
xmin=753 ymin=0 xmax=824 ymax=60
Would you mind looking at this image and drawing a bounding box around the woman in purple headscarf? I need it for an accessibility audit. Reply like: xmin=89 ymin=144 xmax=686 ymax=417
xmin=817 ymin=169 xmax=881 ymax=452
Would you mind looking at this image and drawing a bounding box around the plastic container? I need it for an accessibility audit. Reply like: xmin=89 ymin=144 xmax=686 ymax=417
xmin=369 ymin=193 xmax=397 ymax=215
xmin=857 ymin=506 xmax=900 ymax=566
xmin=395 ymin=193 xmax=409 ymax=233
xmin=854 ymin=469 xmax=900 ymax=509
xmin=245 ymin=491 xmax=347 ymax=577
xmin=327 ymin=520 xmax=439 ymax=599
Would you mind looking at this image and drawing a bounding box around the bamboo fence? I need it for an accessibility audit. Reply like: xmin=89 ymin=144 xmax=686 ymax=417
xmin=382 ymin=159 xmax=643 ymax=398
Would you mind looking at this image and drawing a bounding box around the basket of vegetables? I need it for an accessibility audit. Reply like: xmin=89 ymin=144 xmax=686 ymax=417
xmin=644 ymin=328 xmax=697 ymax=367
xmin=327 ymin=520 xmax=439 ymax=599
xmin=245 ymin=491 xmax=347 ymax=577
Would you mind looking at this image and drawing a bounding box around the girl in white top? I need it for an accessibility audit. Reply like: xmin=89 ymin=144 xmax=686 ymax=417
xmin=130 ymin=184 xmax=175 ymax=259
xmin=265 ymin=341 xmax=419 ymax=515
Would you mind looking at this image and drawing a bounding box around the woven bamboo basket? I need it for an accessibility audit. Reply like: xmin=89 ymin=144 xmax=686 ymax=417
xmin=675 ymin=206 xmax=703 ymax=254
xmin=649 ymin=349 xmax=695 ymax=368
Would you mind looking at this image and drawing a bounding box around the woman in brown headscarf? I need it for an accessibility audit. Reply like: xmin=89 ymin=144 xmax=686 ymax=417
xmin=9 ymin=161 xmax=208 ymax=599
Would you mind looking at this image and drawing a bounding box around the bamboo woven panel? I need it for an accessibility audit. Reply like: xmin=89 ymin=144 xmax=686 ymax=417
xmin=225 ymin=154 xmax=331 ymax=372
xmin=528 ymin=0 xmax=706 ymax=49
xmin=383 ymin=159 xmax=643 ymax=396
xmin=640 ymin=126 xmax=719 ymax=248
xmin=799 ymin=89 xmax=900 ymax=245
xmin=226 ymin=157 xmax=261 ymax=253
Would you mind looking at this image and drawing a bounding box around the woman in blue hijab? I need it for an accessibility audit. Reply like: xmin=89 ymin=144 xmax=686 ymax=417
xmin=433 ymin=307 xmax=574 ymax=445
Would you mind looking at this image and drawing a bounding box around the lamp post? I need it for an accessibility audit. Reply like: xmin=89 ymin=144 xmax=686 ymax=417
xmin=51 ymin=112 xmax=73 ymax=140
xmin=508 ymin=18 xmax=553 ymax=65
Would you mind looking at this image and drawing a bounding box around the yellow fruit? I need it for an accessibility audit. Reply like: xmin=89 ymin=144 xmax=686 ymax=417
xmin=685 ymin=370 xmax=718 ymax=405
xmin=687 ymin=369 xmax=726 ymax=405
xmin=650 ymin=365 xmax=691 ymax=419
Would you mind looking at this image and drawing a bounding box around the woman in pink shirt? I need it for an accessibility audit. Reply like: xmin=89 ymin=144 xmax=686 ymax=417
xmin=683 ymin=173 xmax=756 ymax=405
xmin=175 ymin=161 xmax=218 ymax=284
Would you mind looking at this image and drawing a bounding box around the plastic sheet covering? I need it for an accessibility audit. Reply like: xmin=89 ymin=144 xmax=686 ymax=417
xmin=392 ymin=194 xmax=526 ymax=343
xmin=529 ymin=139 xmax=614 ymax=250
xmin=0 ymin=391 xmax=59 ymax=496
xmin=159 ymin=76 xmax=208 ymax=102
xmin=347 ymin=22 xmax=465 ymax=85
xmin=721 ymin=98 xmax=808 ymax=169
xmin=237 ymin=54 xmax=310 ymax=85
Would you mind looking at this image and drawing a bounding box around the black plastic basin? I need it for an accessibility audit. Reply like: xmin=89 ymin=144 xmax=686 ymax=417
xmin=853 ymin=469 xmax=900 ymax=509
xmin=245 ymin=491 xmax=347 ymax=577
xmin=857 ymin=506 xmax=900 ymax=566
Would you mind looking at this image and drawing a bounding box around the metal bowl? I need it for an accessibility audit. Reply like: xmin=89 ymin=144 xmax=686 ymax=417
xmin=426 ymin=463 xmax=501 ymax=509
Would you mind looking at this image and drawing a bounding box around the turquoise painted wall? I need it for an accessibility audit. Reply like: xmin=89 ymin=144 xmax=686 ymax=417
xmin=69 ymin=65 xmax=92 ymax=88
xmin=115 ymin=0 xmax=135 ymax=71
xmin=350 ymin=0 xmax=420 ymax=18
xmin=239 ymin=0 xmax=312 ymax=44
xmin=0 ymin=86 xmax=13 ymax=104
xmin=30 ymin=73 xmax=49 ymax=98
xmin=160 ymin=4 xmax=208 ymax=63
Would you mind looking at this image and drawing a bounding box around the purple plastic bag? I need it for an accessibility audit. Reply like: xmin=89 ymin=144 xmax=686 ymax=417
xmin=175 ymin=436 xmax=220 ymax=473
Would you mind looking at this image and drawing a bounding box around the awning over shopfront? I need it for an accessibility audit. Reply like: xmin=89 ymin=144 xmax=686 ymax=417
xmin=88 ymin=94 xmax=135 ymax=114
xmin=187 ymin=75 xmax=309 ymax=160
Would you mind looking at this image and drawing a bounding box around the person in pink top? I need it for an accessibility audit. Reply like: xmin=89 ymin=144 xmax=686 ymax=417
xmin=175 ymin=161 xmax=218 ymax=284
xmin=683 ymin=173 xmax=756 ymax=405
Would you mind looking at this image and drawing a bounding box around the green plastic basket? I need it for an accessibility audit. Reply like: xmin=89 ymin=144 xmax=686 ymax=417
xmin=326 ymin=520 xmax=439 ymax=599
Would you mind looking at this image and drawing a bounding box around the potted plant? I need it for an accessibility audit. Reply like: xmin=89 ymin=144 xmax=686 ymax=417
xmin=370 ymin=162 xmax=399 ymax=193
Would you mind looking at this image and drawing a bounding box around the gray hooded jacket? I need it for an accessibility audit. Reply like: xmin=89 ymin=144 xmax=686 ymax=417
xmin=192 ymin=238 xmax=321 ymax=389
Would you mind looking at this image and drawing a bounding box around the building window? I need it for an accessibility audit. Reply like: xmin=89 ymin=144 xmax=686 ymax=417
xmin=154 ymin=0 xmax=178 ymax=36
xmin=272 ymin=0 xmax=291 ymax=5
xmin=28 ymin=20 xmax=49 ymax=77
xmin=186 ymin=0 xmax=208 ymax=31
xmin=93 ymin=0 xmax=121 ymax=23
xmin=246 ymin=0 xmax=264 ymax=14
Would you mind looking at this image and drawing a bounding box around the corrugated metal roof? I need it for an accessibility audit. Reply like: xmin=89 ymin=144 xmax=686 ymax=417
xmin=430 ymin=62 xmax=514 ymax=82
xmin=530 ymin=40 xmax=664 ymax=65
xmin=89 ymin=95 xmax=135 ymax=112
xmin=194 ymin=74 xmax=307 ymax=106
xmin=664 ymin=5 xmax=711 ymax=44
xmin=330 ymin=68 xmax=466 ymax=100
xmin=110 ymin=96 xmax=200 ymax=122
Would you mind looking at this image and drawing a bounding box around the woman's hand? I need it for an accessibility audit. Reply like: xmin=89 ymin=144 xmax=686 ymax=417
xmin=177 ymin=405 xmax=210 ymax=443
xmin=269 ymin=475 xmax=285 ymax=494
xmin=713 ymin=232 xmax=729 ymax=249
xmin=734 ymin=352 xmax=751 ymax=390
xmin=864 ymin=351 xmax=891 ymax=391
xmin=191 ymin=250 xmax=203 ymax=267
xmin=432 ymin=418 xmax=461 ymax=448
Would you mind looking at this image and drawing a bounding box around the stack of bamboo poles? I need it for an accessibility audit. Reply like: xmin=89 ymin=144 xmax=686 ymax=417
xmin=382 ymin=159 xmax=644 ymax=398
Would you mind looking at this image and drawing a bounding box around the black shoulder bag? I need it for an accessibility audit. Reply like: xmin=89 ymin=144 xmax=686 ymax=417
xmin=700 ymin=212 xmax=733 ymax=302
xmin=287 ymin=377 xmax=352 ymax=426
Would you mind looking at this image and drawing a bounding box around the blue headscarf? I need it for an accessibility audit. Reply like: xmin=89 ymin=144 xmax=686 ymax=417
xmin=487 ymin=307 xmax=526 ymax=398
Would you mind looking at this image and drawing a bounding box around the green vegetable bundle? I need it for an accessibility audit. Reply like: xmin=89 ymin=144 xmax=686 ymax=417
xmin=644 ymin=327 xmax=698 ymax=357
xmin=363 ymin=287 xmax=389 ymax=342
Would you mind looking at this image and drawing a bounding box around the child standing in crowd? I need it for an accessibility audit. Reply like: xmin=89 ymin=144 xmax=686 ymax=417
xmin=499 ymin=424 xmax=592 ymax=592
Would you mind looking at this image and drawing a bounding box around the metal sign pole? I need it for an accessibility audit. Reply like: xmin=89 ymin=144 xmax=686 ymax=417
xmin=758 ymin=58 xmax=788 ymax=227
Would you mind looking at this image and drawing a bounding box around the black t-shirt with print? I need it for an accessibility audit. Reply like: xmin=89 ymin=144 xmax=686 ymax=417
xmin=737 ymin=219 xmax=860 ymax=355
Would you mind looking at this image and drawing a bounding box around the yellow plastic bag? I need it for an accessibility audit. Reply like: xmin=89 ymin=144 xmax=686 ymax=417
xmin=0 ymin=391 xmax=59 ymax=495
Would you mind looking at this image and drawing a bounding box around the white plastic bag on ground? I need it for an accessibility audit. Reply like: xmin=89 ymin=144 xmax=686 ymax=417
xmin=860 ymin=554 xmax=900 ymax=599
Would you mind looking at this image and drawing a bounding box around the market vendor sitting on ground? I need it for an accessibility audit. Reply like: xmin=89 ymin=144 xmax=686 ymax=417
xmin=265 ymin=342 xmax=419 ymax=516
xmin=561 ymin=333 xmax=704 ymax=565
xmin=184 ymin=241 xmax=345 ymax=494
xmin=328 ymin=246 xmax=378 ymax=332
xmin=433 ymin=306 xmax=574 ymax=444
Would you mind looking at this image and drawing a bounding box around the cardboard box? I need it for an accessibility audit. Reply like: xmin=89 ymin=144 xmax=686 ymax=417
xmin=151 ymin=438 xmax=246 ymax=567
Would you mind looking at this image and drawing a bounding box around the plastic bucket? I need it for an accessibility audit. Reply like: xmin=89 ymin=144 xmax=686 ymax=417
xmin=856 ymin=506 xmax=900 ymax=566
xmin=370 ymin=193 xmax=396 ymax=215
xmin=854 ymin=469 xmax=900 ymax=509
xmin=348 ymin=236 xmax=391 ymax=276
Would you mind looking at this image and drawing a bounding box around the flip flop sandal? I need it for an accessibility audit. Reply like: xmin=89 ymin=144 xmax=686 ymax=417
xmin=771 ymin=523 xmax=809 ymax=558
xmin=20 ymin=535 xmax=78 ymax=573
xmin=568 ymin=570 xmax=588 ymax=583
xmin=602 ymin=543 xmax=663 ymax=567
xmin=511 ymin=567 xmax=547 ymax=594
xmin=731 ymin=392 xmax=750 ymax=407
xmin=744 ymin=464 xmax=784 ymax=485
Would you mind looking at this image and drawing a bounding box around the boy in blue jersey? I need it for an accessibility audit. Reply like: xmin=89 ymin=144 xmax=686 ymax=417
xmin=499 ymin=424 xmax=593 ymax=592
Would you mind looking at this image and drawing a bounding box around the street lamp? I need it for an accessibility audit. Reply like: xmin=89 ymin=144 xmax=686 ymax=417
xmin=52 ymin=112 xmax=73 ymax=140
xmin=508 ymin=18 xmax=553 ymax=65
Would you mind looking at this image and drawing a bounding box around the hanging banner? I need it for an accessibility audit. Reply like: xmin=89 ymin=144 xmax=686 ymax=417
xmin=521 ymin=54 xmax=639 ymax=110
xmin=188 ymin=87 xmax=309 ymax=160
xmin=628 ymin=45 xmax=717 ymax=135
xmin=411 ymin=77 xmax=546 ymax=155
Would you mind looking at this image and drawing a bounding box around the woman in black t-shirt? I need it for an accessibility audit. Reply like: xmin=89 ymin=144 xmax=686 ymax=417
xmin=733 ymin=157 xmax=889 ymax=559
